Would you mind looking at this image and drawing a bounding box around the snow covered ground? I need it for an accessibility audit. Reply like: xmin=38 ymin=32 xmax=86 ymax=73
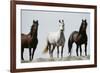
xmin=21 ymin=55 xmax=90 ymax=63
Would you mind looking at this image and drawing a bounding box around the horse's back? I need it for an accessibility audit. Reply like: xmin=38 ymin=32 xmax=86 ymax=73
xmin=70 ymin=31 xmax=78 ymax=38
xmin=72 ymin=31 xmax=79 ymax=39
xmin=21 ymin=33 xmax=28 ymax=40
xmin=69 ymin=31 xmax=79 ymax=42
xmin=47 ymin=31 xmax=65 ymax=46
xmin=21 ymin=33 xmax=31 ymax=47
xmin=47 ymin=32 xmax=58 ymax=44
xmin=21 ymin=33 xmax=25 ymax=36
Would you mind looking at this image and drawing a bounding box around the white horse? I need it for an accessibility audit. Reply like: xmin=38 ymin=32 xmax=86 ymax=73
xmin=43 ymin=20 xmax=65 ymax=58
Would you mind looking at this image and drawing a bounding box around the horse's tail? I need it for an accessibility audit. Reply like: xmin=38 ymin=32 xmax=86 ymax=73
xmin=43 ymin=45 xmax=48 ymax=53
xmin=43 ymin=41 xmax=49 ymax=53
xmin=68 ymin=36 xmax=73 ymax=55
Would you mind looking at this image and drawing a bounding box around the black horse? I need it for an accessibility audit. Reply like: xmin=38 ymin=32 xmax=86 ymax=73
xmin=21 ymin=20 xmax=39 ymax=61
xmin=68 ymin=19 xmax=88 ymax=56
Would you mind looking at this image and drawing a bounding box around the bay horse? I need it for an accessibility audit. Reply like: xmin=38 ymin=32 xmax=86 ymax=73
xmin=43 ymin=20 xmax=65 ymax=58
xmin=68 ymin=19 xmax=88 ymax=56
xmin=21 ymin=20 xmax=39 ymax=61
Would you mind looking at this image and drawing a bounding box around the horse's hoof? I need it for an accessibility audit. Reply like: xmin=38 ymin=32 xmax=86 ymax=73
xmin=21 ymin=58 xmax=24 ymax=61
xmin=30 ymin=59 xmax=32 ymax=61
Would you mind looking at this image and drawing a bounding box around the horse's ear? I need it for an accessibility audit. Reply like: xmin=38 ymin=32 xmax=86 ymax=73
xmin=33 ymin=20 xmax=35 ymax=23
xmin=59 ymin=20 xmax=61 ymax=23
xmin=82 ymin=19 xmax=84 ymax=22
xmin=36 ymin=20 xmax=38 ymax=23
xmin=85 ymin=19 xmax=86 ymax=22
xmin=62 ymin=20 xmax=64 ymax=22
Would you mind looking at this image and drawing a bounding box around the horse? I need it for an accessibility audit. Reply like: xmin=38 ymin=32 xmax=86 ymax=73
xmin=68 ymin=19 xmax=88 ymax=56
xmin=21 ymin=20 xmax=39 ymax=61
xmin=43 ymin=20 xmax=65 ymax=58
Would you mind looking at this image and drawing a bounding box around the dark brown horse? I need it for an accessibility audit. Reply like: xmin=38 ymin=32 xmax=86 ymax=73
xmin=68 ymin=19 xmax=88 ymax=56
xmin=21 ymin=20 xmax=39 ymax=61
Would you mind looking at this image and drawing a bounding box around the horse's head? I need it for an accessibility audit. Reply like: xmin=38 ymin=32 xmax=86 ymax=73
xmin=30 ymin=20 xmax=39 ymax=36
xmin=33 ymin=20 xmax=39 ymax=29
xmin=79 ymin=19 xmax=88 ymax=33
xmin=59 ymin=19 xmax=65 ymax=32
xmin=82 ymin=19 xmax=87 ymax=30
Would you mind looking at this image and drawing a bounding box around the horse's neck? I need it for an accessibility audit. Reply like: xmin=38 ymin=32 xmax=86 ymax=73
xmin=29 ymin=30 xmax=38 ymax=38
xmin=79 ymin=30 xmax=86 ymax=34
xmin=57 ymin=30 xmax=64 ymax=38
xmin=79 ymin=24 xmax=87 ymax=34
xmin=79 ymin=31 xmax=87 ymax=38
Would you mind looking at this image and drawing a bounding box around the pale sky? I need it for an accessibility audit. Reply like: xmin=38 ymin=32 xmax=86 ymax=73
xmin=21 ymin=9 xmax=90 ymax=60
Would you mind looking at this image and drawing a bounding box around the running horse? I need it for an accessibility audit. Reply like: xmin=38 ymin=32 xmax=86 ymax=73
xmin=21 ymin=20 xmax=39 ymax=61
xmin=68 ymin=19 xmax=88 ymax=56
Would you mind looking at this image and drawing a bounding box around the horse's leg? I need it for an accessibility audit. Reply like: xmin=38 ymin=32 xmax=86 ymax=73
xmin=48 ymin=44 xmax=52 ymax=58
xmin=51 ymin=45 xmax=55 ymax=58
xmin=80 ymin=45 xmax=82 ymax=56
xmin=76 ymin=45 xmax=79 ymax=56
xmin=32 ymin=40 xmax=38 ymax=60
xmin=61 ymin=46 xmax=64 ymax=58
xmin=32 ymin=48 xmax=36 ymax=60
xmin=21 ymin=48 xmax=24 ymax=60
xmin=57 ymin=46 xmax=59 ymax=58
xmin=85 ymin=43 xmax=87 ymax=56
xmin=29 ymin=48 xmax=32 ymax=61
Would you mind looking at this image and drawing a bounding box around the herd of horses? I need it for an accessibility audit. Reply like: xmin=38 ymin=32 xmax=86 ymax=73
xmin=21 ymin=19 xmax=88 ymax=61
